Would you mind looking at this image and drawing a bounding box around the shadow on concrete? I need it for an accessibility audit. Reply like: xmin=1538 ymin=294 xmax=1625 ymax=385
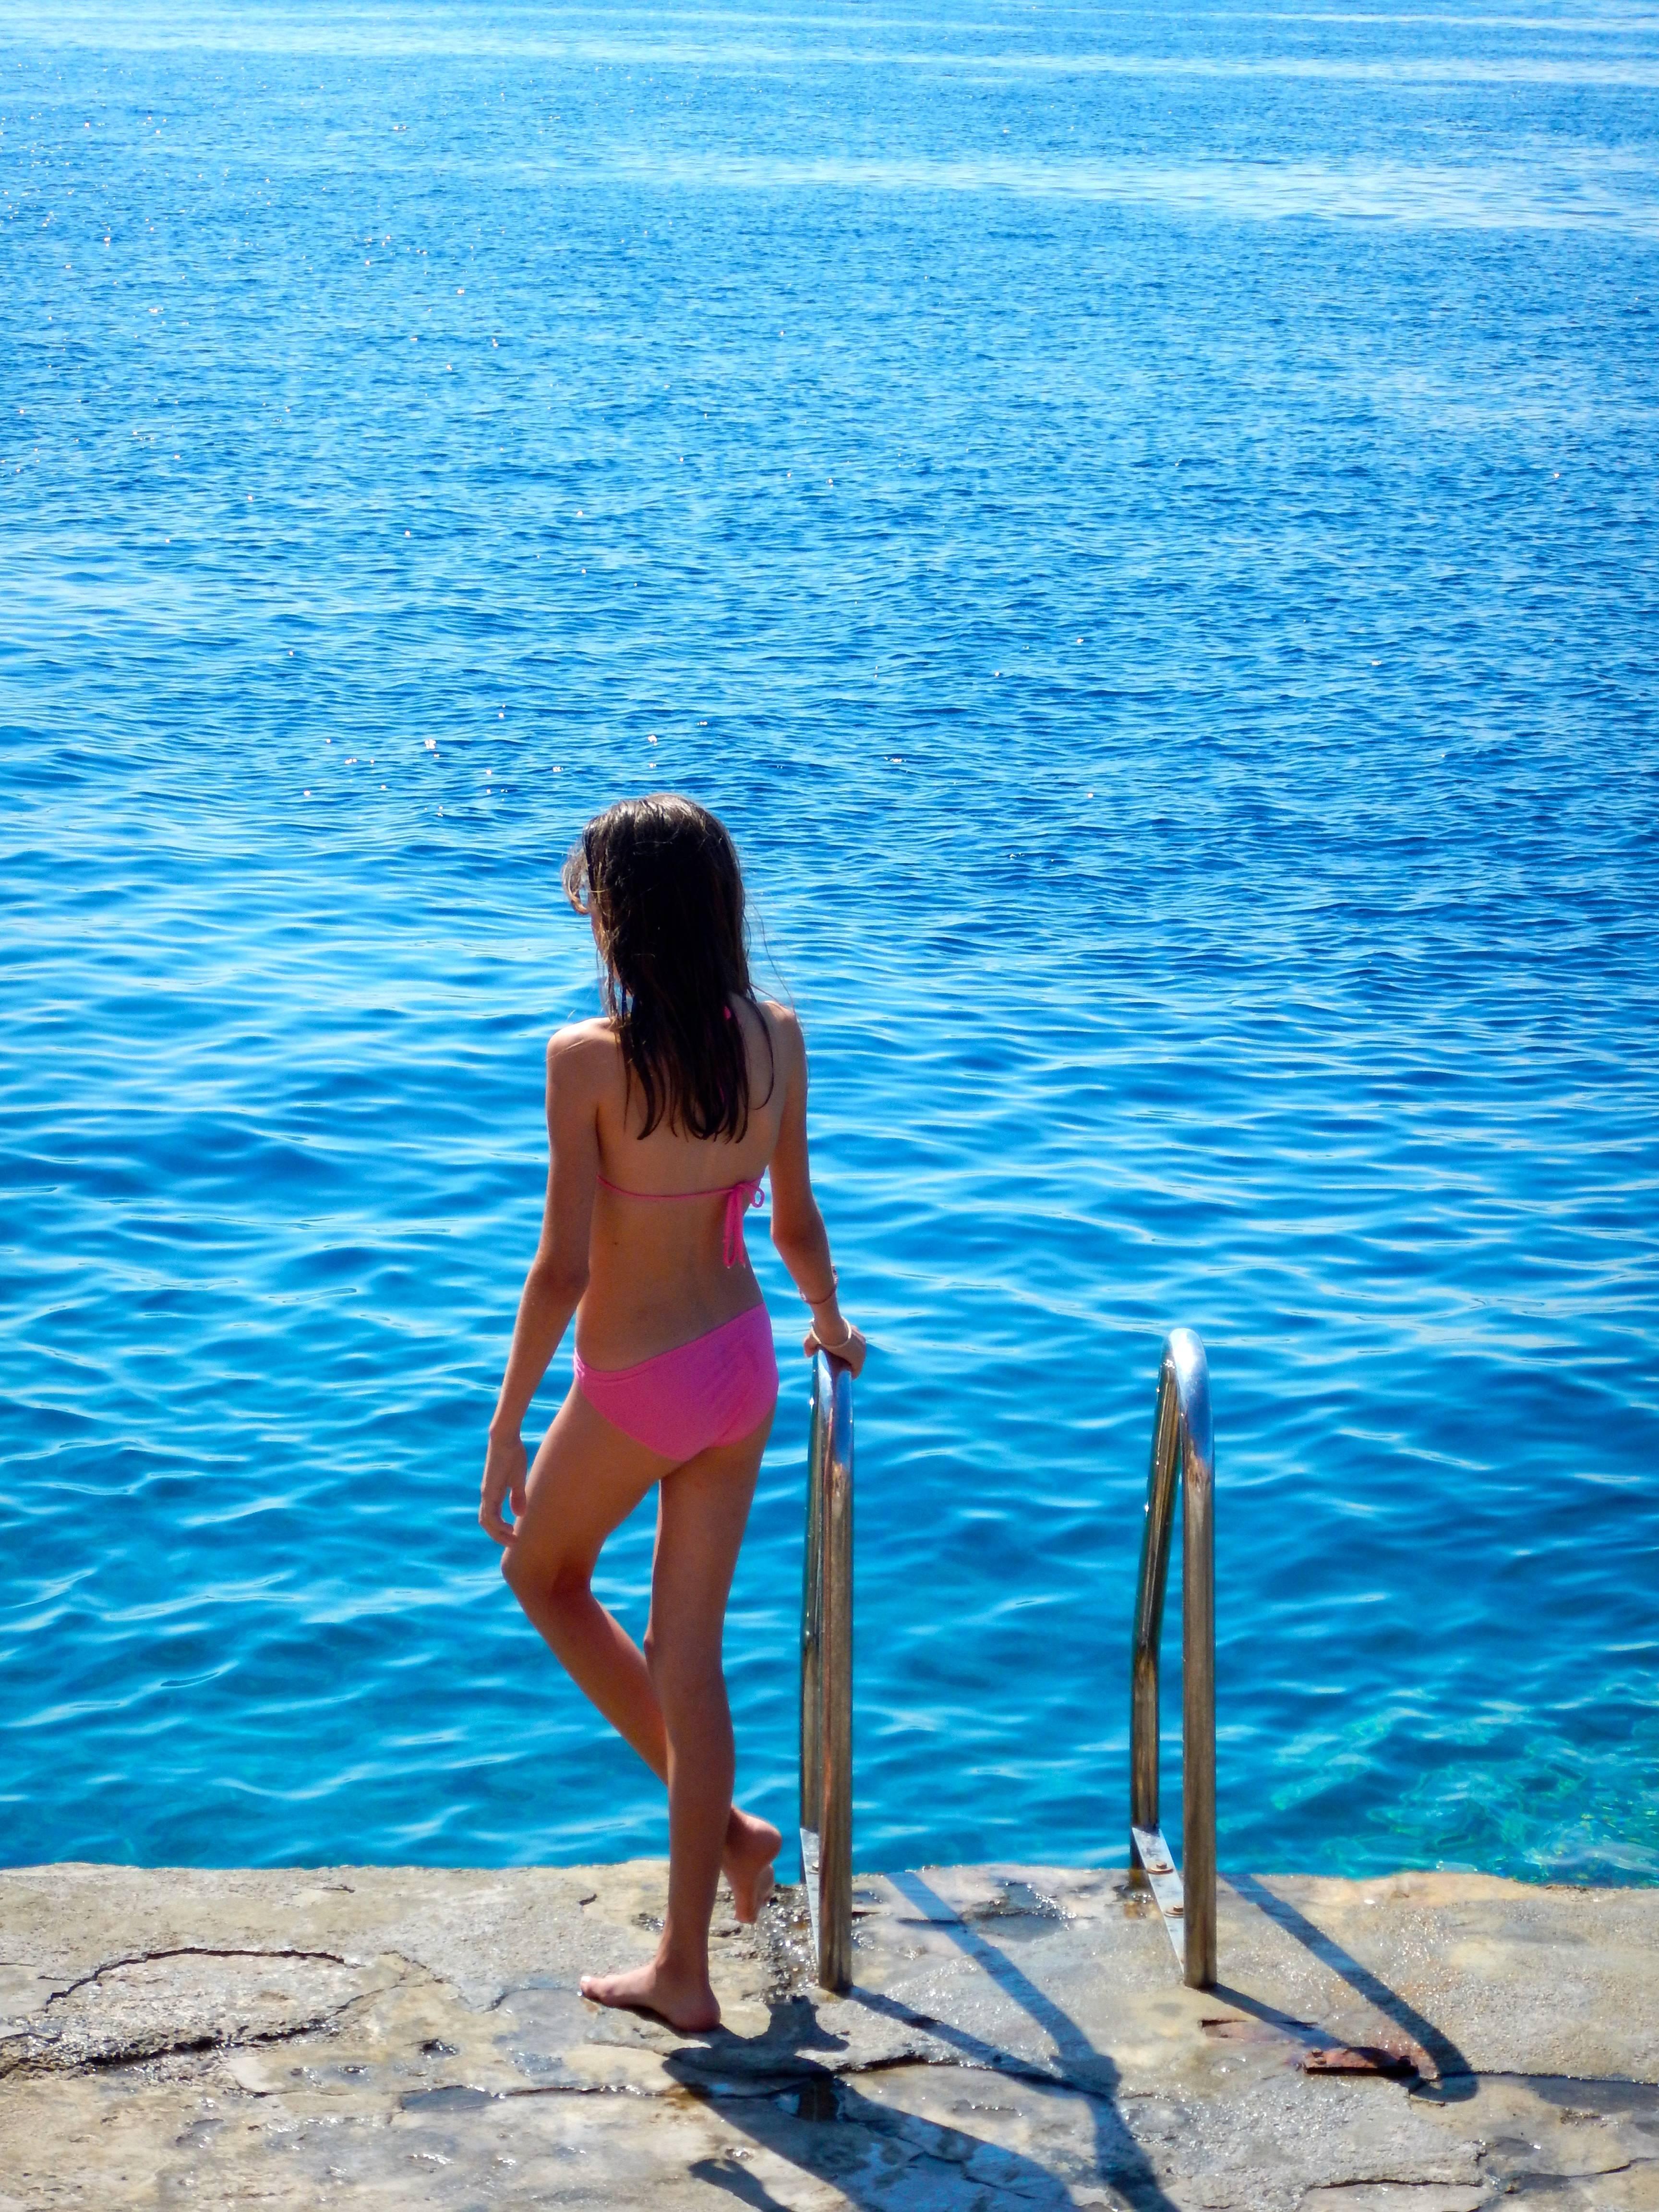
xmin=890 ymin=1869 xmax=1183 ymax=2207
xmin=679 ymin=2065 xmax=1092 ymax=2212
xmin=1202 ymin=1981 xmax=1328 ymax=2048
xmin=668 ymin=1871 xmax=1180 ymax=2211
xmin=1227 ymin=1871 xmax=1477 ymax=2103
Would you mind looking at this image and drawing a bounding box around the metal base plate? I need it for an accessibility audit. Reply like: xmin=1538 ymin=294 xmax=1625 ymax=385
xmin=1131 ymin=1823 xmax=1186 ymax=1968
xmin=799 ymin=1826 xmax=822 ymax=1964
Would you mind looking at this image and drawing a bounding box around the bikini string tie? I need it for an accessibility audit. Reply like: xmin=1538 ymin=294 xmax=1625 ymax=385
xmin=724 ymin=1179 xmax=764 ymax=1268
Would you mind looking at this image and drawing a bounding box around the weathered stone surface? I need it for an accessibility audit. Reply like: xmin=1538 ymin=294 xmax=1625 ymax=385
xmin=0 ymin=1861 xmax=1654 ymax=2208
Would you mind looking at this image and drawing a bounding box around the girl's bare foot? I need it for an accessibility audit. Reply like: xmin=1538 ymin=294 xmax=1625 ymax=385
xmin=580 ymin=1960 xmax=721 ymax=2033
xmin=723 ymin=1808 xmax=781 ymax=1923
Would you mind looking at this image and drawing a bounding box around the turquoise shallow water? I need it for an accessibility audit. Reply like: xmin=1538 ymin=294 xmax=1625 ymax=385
xmin=3 ymin=0 xmax=1657 ymax=1883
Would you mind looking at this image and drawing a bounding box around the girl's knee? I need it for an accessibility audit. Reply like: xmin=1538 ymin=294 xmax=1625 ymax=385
xmin=502 ymin=1543 xmax=590 ymax=1607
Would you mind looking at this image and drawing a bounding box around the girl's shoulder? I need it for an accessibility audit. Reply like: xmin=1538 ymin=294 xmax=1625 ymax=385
xmin=754 ymin=997 xmax=805 ymax=1074
xmin=545 ymin=1016 xmax=622 ymax=1092
xmin=765 ymin=999 xmax=809 ymax=1057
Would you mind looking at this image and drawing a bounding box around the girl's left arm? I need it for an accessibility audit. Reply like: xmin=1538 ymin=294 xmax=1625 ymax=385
xmin=479 ymin=1029 xmax=601 ymax=1545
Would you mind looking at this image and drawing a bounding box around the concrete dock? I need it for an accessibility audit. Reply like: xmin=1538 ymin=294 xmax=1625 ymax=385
xmin=2 ymin=1861 xmax=1655 ymax=2208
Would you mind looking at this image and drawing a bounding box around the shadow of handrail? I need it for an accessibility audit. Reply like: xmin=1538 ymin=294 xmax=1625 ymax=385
xmin=886 ymin=1871 xmax=1181 ymax=2205
xmin=667 ymin=1870 xmax=1182 ymax=2209
xmin=1228 ymin=1872 xmax=1477 ymax=2101
xmin=886 ymin=1873 xmax=1101 ymax=2072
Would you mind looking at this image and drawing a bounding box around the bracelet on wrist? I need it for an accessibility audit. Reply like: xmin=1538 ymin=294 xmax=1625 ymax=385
xmin=800 ymin=1265 xmax=840 ymax=1309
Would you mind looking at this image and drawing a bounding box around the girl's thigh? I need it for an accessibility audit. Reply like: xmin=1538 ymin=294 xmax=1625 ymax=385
xmin=510 ymin=1383 xmax=676 ymax=1585
xmin=649 ymin=1410 xmax=776 ymax=1667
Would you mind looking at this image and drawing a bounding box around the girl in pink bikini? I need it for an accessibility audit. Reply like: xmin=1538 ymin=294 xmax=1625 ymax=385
xmin=479 ymin=793 xmax=866 ymax=2032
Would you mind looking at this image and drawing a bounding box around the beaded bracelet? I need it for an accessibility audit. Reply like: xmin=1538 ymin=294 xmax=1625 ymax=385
xmin=800 ymin=1265 xmax=840 ymax=1310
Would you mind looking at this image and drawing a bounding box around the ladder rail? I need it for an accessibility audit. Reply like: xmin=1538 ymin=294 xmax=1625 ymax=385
xmin=799 ymin=1351 xmax=854 ymax=1992
xmin=1129 ymin=1328 xmax=1216 ymax=1989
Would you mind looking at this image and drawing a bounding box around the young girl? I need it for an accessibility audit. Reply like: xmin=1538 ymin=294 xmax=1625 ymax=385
xmin=479 ymin=794 xmax=867 ymax=2032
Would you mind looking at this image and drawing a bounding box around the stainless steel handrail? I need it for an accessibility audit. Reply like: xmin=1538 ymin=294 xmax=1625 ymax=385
xmin=799 ymin=1351 xmax=854 ymax=1993
xmin=1129 ymin=1328 xmax=1216 ymax=1989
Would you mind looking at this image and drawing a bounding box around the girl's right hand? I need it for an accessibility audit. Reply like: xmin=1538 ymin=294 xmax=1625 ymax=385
xmin=480 ymin=1426 xmax=529 ymax=1546
xmin=803 ymin=1321 xmax=867 ymax=1379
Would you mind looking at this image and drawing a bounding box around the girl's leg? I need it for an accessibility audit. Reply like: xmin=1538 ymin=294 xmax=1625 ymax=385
xmin=580 ymin=1411 xmax=773 ymax=2031
xmin=499 ymin=1383 xmax=673 ymax=1766
xmin=501 ymin=1388 xmax=780 ymax=1930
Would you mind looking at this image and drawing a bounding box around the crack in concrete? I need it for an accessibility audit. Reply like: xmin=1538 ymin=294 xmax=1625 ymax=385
xmin=0 ymin=1949 xmax=396 ymax=2081
xmin=1303 ymin=2178 xmax=1479 ymax=2190
xmin=6 ymin=2022 xmax=325 ymax=2080
xmin=4 ymin=2001 xmax=367 ymax=2080
xmin=403 ymin=2079 xmax=664 ymax=2108
xmin=42 ymin=1945 xmax=358 ymax=2008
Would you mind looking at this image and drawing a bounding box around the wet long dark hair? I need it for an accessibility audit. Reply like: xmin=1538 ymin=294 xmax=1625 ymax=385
xmin=563 ymin=793 xmax=770 ymax=1142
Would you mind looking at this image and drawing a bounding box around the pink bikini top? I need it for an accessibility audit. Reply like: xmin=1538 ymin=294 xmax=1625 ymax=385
xmin=596 ymin=1171 xmax=764 ymax=1269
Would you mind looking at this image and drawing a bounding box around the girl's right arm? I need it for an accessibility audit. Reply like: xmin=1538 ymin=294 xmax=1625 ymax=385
xmin=479 ymin=1028 xmax=603 ymax=1543
xmin=767 ymin=1010 xmax=867 ymax=1377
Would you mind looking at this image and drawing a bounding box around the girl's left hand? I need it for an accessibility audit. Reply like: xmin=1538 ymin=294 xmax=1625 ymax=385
xmin=802 ymin=1322 xmax=867 ymax=1379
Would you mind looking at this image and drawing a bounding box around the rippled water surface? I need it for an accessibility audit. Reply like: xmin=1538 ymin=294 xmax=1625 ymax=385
xmin=4 ymin=0 xmax=1657 ymax=1882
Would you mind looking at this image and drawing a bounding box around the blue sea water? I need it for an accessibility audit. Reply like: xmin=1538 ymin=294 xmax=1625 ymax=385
xmin=3 ymin=0 xmax=1657 ymax=1886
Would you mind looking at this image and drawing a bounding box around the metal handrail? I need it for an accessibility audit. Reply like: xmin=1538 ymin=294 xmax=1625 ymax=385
xmin=1129 ymin=1328 xmax=1216 ymax=1989
xmin=799 ymin=1351 xmax=854 ymax=1993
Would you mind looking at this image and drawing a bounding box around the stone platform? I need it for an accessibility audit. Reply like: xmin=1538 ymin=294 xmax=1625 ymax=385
xmin=2 ymin=1861 xmax=1655 ymax=2209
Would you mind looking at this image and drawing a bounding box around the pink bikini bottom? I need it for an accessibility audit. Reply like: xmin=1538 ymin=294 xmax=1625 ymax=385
xmin=574 ymin=1305 xmax=779 ymax=1464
